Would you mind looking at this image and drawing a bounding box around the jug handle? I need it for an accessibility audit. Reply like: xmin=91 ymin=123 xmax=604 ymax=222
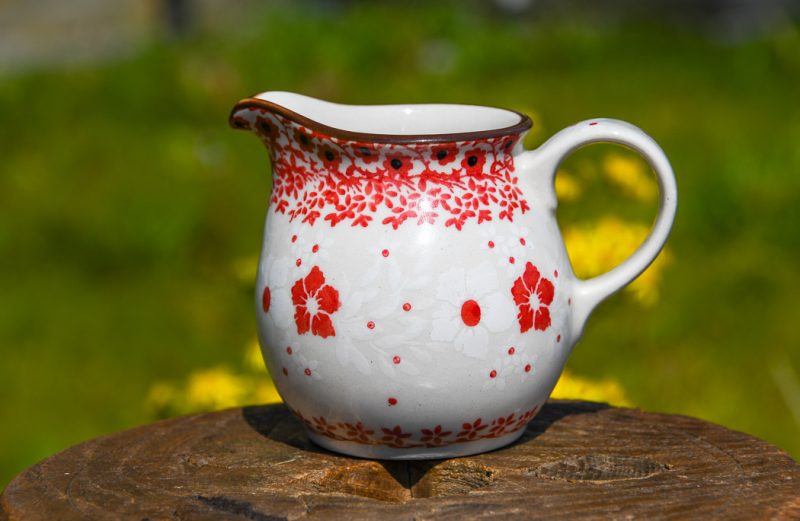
xmin=515 ymin=119 xmax=678 ymax=336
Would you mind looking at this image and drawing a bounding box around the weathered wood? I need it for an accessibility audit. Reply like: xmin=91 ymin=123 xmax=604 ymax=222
xmin=2 ymin=401 xmax=798 ymax=520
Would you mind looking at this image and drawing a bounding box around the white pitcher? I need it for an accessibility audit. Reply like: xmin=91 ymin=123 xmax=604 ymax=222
xmin=230 ymin=92 xmax=677 ymax=459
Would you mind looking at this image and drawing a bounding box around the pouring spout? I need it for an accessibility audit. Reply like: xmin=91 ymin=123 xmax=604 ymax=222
xmin=229 ymin=91 xmax=342 ymax=135
xmin=228 ymin=92 xmax=312 ymax=136
xmin=229 ymin=95 xmax=282 ymax=132
xmin=228 ymin=93 xmax=320 ymax=156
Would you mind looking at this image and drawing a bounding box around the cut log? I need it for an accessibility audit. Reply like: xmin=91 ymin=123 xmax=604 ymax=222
xmin=2 ymin=401 xmax=798 ymax=520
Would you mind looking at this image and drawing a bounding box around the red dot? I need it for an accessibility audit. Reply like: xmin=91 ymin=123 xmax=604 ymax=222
xmin=554 ymin=270 xmax=559 ymax=278
xmin=282 ymin=367 xmax=288 ymax=376
xmin=304 ymin=368 xmax=312 ymax=376
xmin=312 ymin=244 xmax=319 ymax=253
xmin=392 ymin=355 xmax=401 ymax=364
xmin=489 ymin=370 xmax=497 ymax=379
xmin=557 ymin=335 xmax=561 ymax=343
xmin=589 ymin=121 xmax=598 ymax=126
xmin=460 ymin=300 xmax=481 ymax=327
xmin=291 ymin=235 xmax=298 ymax=243
xmin=525 ymin=364 xmax=532 ymax=373
xmin=261 ymin=287 xmax=271 ymax=313
xmin=509 ymin=256 xmax=515 ymax=264
xmin=388 ymin=397 xmax=397 ymax=406
xmin=488 ymin=240 xmax=495 ymax=248
xmin=568 ymin=298 xmax=572 ymax=305
xmin=508 ymin=346 xmax=515 ymax=355
xmin=382 ymin=249 xmax=389 ymax=257
xmin=367 ymin=321 xmax=375 ymax=330
xmin=295 ymin=258 xmax=302 ymax=267
xmin=520 ymin=237 xmax=526 ymax=246
xmin=286 ymin=346 xmax=293 ymax=355
xmin=402 ymin=302 xmax=412 ymax=312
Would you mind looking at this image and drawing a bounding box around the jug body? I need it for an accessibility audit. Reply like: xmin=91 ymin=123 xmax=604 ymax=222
xmin=231 ymin=92 xmax=676 ymax=459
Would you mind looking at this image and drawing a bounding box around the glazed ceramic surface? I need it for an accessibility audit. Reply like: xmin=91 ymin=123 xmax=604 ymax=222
xmin=230 ymin=92 xmax=677 ymax=459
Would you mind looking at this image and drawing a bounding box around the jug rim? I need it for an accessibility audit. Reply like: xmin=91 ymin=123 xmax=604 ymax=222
xmin=230 ymin=94 xmax=533 ymax=145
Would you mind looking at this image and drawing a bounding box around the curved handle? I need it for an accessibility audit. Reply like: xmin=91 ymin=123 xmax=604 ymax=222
xmin=516 ymin=118 xmax=677 ymax=336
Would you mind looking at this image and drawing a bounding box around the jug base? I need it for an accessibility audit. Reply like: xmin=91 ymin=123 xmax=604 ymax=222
xmin=307 ymin=428 xmax=527 ymax=460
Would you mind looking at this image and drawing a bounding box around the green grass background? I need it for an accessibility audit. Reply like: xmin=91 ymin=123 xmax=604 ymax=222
xmin=1 ymin=2 xmax=799 ymax=489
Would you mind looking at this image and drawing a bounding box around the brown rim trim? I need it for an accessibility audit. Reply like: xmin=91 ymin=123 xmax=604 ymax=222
xmin=229 ymin=97 xmax=533 ymax=144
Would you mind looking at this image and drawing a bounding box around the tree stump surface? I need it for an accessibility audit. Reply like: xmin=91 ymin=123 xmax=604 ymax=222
xmin=1 ymin=401 xmax=798 ymax=520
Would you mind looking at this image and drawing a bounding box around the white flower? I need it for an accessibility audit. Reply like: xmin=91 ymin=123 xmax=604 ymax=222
xmin=295 ymin=354 xmax=321 ymax=380
xmin=482 ymin=355 xmax=514 ymax=391
xmin=508 ymin=346 xmax=538 ymax=382
xmin=479 ymin=223 xmax=531 ymax=275
xmin=507 ymin=222 xmax=531 ymax=259
xmin=261 ymin=255 xmax=294 ymax=330
xmin=358 ymin=241 xmax=405 ymax=293
xmin=328 ymin=250 xmax=434 ymax=379
xmin=285 ymin=225 xmax=335 ymax=274
xmin=430 ymin=262 xmax=515 ymax=359
xmin=478 ymin=223 xmax=508 ymax=252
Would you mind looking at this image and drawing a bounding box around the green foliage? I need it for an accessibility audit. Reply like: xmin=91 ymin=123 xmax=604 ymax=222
xmin=1 ymin=3 xmax=798 ymax=488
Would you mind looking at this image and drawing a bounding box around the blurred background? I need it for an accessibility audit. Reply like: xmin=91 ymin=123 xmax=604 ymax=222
xmin=1 ymin=0 xmax=799 ymax=489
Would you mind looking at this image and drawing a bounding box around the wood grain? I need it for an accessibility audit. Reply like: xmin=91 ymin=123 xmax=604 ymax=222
xmin=2 ymin=401 xmax=798 ymax=520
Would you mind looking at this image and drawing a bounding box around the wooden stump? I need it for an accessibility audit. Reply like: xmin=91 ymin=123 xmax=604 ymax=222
xmin=2 ymin=401 xmax=798 ymax=520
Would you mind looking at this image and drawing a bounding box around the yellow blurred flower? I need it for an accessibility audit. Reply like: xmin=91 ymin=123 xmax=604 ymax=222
xmin=555 ymin=169 xmax=582 ymax=202
xmin=244 ymin=337 xmax=265 ymax=371
xmin=144 ymin=382 xmax=179 ymax=413
xmin=232 ymin=255 xmax=258 ymax=284
xmin=253 ymin=380 xmax=282 ymax=404
xmin=146 ymin=337 xmax=282 ymax=418
xmin=551 ymin=370 xmax=631 ymax=406
xmin=563 ymin=216 xmax=671 ymax=305
xmin=603 ymin=153 xmax=657 ymax=202
xmin=185 ymin=366 xmax=249 ymax=411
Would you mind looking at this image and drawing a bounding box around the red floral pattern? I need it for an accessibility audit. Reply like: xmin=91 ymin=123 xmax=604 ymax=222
xmin=457 ymin=418 xmax=490 ymax=441
xmin=381 ymin=425 xmax=414 ymax=448
xmin=253 ymin=115 xmax=280 ymax=141
xmin=340 ymin=422 xmax=375 ymax=443
xmin=237 ymin=109 xmax=530 ymax=230
xmin=291 ymin=266 xmax=341 ymax=338
xmin=261 ymin=287 xmax=271 ymax=313
xmin=289 ymin=403 xmax=543 ymax=449
xmin=511 ymin=262 xmax=555 ymax=333
xmin=420 ymin=425 xmax=453 ymax=446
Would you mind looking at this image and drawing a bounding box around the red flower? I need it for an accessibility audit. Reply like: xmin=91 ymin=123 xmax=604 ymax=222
xmin=461 ymin=148 xmax=487 ymax=177
xmin=261 ymin=286 xmax=271 ymax=313
xmin=340 ymin=422 xmax=375 ymax=443
xmin=488 ymin=413 xmax=517 ymax=437
xmin=513 ymin=404 xmax=542 ymax=431
xmin=317 ymin=142 xmax=343 ymax=170
xmin=294 ymin=129 xmax=316 ymax=153
xmin=230 ymin=115 xmax=250 ymax=130
xmin=291 ymin=266 xmax=341 ymax=338
xmin=254 ymin=115 xmax=280 ymax=141
xmin=311 ymin=416 xmax=339 ymax=438
xmin=431 ymin=145 xmax=458 ymax=165
xmin=457 ymin=418 xmax=488 ymax=440
xmin=420 ymin=424 xmax=453 ymax=446
xmin=511 ymin=262 xmax=555 ymax=333
xmin=352 ymin=143 xmax=381 ymax=164
xmin=383 ymin=154 xmax=413 ymax=177
xmin=381 ymin=425 xmax=413 ymax=447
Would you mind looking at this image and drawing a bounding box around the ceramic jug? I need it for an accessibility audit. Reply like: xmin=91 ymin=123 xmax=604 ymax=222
xmin=229 ymin=92 xmax=677 ymax=459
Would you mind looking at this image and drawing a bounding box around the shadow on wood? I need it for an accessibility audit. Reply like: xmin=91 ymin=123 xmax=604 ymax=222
xmin=238 ymin=400 xmax=614 ymax=502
